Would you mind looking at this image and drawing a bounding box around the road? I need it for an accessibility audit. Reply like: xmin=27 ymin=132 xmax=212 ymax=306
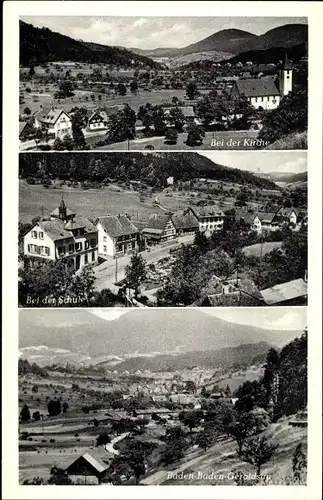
xmin=105 ymin=432 xmax=129 ymax=455
xmin=93 ymin=234 xmax=194 ymax=293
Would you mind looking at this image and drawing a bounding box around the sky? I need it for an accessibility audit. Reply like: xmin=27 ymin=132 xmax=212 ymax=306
xmin=199 ymin=151 xmax=307 ymax=174
xmin=20 ymin=16 xmax=307 ymax=50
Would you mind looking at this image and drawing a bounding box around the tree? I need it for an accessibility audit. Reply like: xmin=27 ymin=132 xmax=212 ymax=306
xmin=29 ymin=66 xmax=35 ymax=77
xmin=24 ymin=107 xmax=31 ymax=115
xmin=292 ymin=443 xmax=307 ymax=483
xmin=34 ymin=128 xmax=44 ymax=149
xmin=180 ymin=410 xmax=202 ymax=433
xmin=164 ymin=128 xmax=178 ymax=144
xmin=61 ymin=135 xmax=75 ymax=151
xmin=62 ymin=402 xmax=69 ymax=413
xmin=228 ymin=412 xmax=255 ymax=454
xmin=239 ymin=436 xmax=278 ymax=476
xmin=71 ymin=109 xmax=86 ymax=150
xmin=151 ymin=106 xmax=166 ymax=135
xmin=196 ymin=96 xmax=219 ymax=129
xmin=258 ymin=88 xmax=307 ymax=144
xmin=20 ymin=404 xmax=31 ymax=422
xmin=186 ymin=122 xmax=205 ymax=147
xmin=125 ymin=253 xmax=147 ymax=296
xmin=33 ymin=411 xmax=41 ymax=421
xmin=168 ymin=107 xmax=185 ymax=131
xmin=160 ymin=438 xmax=187 ymax=465
xmin=185 ymin=380 xmax=197 ymax=394
xmin=107 ymin=104 xmax=136 ymax=144
xmin=96 ymin=430 xmax=111 ymax=450
xmin=130 ymin=80 xmax=138 ymax=94
xmin=196 ymin=429 xmax=215 ymax=451
xmin=117 ymin=83 xmax=127 ymax=96
xmin=135 ymin=417 xmax=149 ymax=431
xmin=55 ymin=80 xmax=74 ymax=99
xmin=48 ymin=399 xmax=61 ymax=417
xmin=48 ymin=466 xmax=73 ymax=485
xmin=186 ymin=81 xmax=198 ymax=100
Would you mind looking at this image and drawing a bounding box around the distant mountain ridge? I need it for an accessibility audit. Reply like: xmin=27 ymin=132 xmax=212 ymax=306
xmin=131 ymin=23 xmax=307 ymax=59
xmin=20 ymin=309 xmax=301 ymax=360
xmin=268 ymin=171 xmax=307 ymax=183
xmin=19 ymin=21 xmax=161 ymax=68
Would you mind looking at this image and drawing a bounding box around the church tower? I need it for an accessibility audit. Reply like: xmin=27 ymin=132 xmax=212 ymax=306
xmin=58 ymin=196 xmax=67 ymax=221
xmin=279 ymin=53 xmax=293 ymax=96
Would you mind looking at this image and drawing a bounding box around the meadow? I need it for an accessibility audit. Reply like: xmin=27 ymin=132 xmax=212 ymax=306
xmin=19 ymin=181 xmax=160 ymax=224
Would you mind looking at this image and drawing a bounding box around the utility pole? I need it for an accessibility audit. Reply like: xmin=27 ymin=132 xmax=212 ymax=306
xmin=115 ymin=255 xmax=118 ymax=283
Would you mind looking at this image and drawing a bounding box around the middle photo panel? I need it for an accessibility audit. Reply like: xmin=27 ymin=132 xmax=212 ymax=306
xmin=19 ymin=151 xmax=307 ymax=308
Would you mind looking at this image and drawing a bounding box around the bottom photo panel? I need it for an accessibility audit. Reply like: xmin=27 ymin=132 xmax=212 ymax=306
xmin=19 ymin=307 xmax=307 ymax=486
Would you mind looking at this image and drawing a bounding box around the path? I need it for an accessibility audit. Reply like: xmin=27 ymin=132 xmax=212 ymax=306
xmin=105 ymin=432 xmax=129 ymax=455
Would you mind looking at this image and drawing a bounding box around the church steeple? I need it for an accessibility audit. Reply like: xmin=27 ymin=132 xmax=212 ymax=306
xmin=279 ymin=53 xmax=293 ymax=97
xmin=58 ymin=196 xmax=67 ymax=221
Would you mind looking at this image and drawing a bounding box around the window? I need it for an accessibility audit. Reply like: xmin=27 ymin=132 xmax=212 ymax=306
xmin=90 ymin=239 xmax=96 ymax=248
xmin=75 ymin=242 xmax=82 ymax=252
xmin=92 ymin=251 xmax=95 ymax=262
xmin=31 ymin=231 xmax=37 ymax=239
xmin=44 ymin=247 xmax=50 ymax=256
xmin=84 ymin=254 xmax=88 ymax=264
xmin=103 ymin=245 xmax=107 ymax=253
xmin=39 ymin=232 xmax=44 ymax=240
xmin=68 ymin=244 xmax=74 ymax=254
xmin=103 ymin=236 xmax=107 ymax=242
xmin=85 ymin=241 xmax=89 ymax=250
xmin=58 ymin=246 xmax=65 ymax=256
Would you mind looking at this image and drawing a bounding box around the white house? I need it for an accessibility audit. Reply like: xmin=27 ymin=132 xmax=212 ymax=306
xmin=34 ymin=107 xmax=72 ymax=139
xmin=23 ymin=198 xmax=98 ymax=270
xmin=95 ymin=215 xmax=140 ymax=257
xmin=142 ymin=213 xmax=177 ymax=243
xmin=231 ymin=54 xmax=293 ymax=110
xmin=189 ymin=206 xmax=225 ymax=234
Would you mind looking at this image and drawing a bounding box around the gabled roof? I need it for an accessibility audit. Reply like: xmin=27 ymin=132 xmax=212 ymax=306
xmin=274 ymin=207 xmax=298 ymax=218
xmin=190 ymin=206 xmax=225 ymax=219
xmin=35 ymin=107 xmax=71 ymax=124
xmin=234 ymin=77 xmax=280 ymax=98
xmin=143 ymin=213 xmax=172 ymax=231
xmin=171 ymin=209 xmax=199 ymax=230
xmin=96 ymin=215 xmax=138 ymax=237
xmin=66 ymin=452 xmax=109 ymax=474
xmin=257 ymin=212 xmax=276 ymax=223
xmin=261 ymin=278 xmax=307 ymax=305
xmin=34 ymin=215 xmax=97 ymax=242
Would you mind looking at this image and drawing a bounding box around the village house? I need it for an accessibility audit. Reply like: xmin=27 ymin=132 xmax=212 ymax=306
xmin=95 ymin=215 xmax=141 ymax=257
xmin=171 ymin=208 xmax=199 ymax=235
xmin=231 ymin=54 xmax=293 ymax=110
xmin=34 ymin=106 xmax=72 ymax=139
xmin=65 ymin=452 xmax=110 ymax=485
xmin=19 ymin=120 xmax=35 ymax=141
xmin=190 ymin=206 xmax=225 ymax=234
xmin=142 ymin=213 xmax=176 ymax=244
xmin=272 ymin=207 xmax=299 ymax=227
xmin=23 ymin=198 xmax=98 ymax=270
xmin=163 ymin=106 xmax=195 ymax=125
xmin=195 ymin=275 xmax=265 ymax=307
xmin=86 ymin=109 xmax=109 ymax=131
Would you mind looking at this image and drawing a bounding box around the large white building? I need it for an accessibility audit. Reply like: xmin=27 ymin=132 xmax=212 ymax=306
xmin=231 ymin=54 xmax=294 ymax=110
xmin=95 ymin=215 xmax=140 ymax=257
xmin=23 ymin=198 xmax=98 ymax=270
xmin=189 ymin=206 xmax=225 ymax=234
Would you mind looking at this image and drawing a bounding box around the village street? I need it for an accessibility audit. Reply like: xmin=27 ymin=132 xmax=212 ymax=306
xmin=105 ymin=432 xmax=129 ymax=455
xmin=93 ymin=234 xmax=194 ymax=293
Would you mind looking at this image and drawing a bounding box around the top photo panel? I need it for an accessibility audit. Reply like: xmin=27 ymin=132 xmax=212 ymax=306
xmin=19 ymin=16 xmax=308 ymax=152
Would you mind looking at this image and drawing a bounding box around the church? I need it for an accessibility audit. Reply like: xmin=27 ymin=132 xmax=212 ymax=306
xmin=231 ymin=54 xmax=293 ymax=110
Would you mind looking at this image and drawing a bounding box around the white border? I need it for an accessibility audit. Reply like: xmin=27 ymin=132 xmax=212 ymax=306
xmin=3 ymin=2 xmax=323 ymax=499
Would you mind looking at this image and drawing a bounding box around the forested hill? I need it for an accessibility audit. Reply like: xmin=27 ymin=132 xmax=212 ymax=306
xmin=19 ymin=152 xmax=280 ymax=191
xmin=19 ymin=21 xmax=161 ymax=68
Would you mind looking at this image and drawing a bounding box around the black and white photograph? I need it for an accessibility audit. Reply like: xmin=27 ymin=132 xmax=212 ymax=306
xmin=18 ymin=306 xmax=307 ymax=486
xmin=19 ymin=151 xmax=307 ymax=308
xmin=19 ymin=16 xmax=308 ymax=151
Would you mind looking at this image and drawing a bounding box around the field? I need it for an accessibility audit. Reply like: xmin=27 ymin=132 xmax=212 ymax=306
xmin=242 ymin=241 xmax=282 ymax=257
xmin=19 ymin=181 xmax=161 ymax=224
xmin=20 ymin=81 xmax=190 ymax=116
xmin=94 ymin=130 xmax=260 ymax=151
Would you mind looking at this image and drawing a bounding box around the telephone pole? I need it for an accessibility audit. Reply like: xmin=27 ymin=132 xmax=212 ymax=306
xmin=115 ymin=255 xmax=118 ymax=283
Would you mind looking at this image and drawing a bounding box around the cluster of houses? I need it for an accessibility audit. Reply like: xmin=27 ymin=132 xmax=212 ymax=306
xmin=23 ymin=197 xmax=305 ymax=270
xmin=22 ymin=199 xmax=226 ymax=268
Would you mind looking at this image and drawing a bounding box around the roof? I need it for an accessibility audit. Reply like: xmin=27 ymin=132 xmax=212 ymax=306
xmin=172 ymin=210 xmax=199 ymax=230
xmin=96 ymin=215 xmax=138 ymax=237
xmin=144 ymin=213 xmax=172 ymax=231
xmin=190 ymin=206 xmax=225 ymax=219
xmin=275 ymin=207 xmax=298 ymax=218
xmin=234 ymin=77 xmax=280 ymax=98
xmin=66 ymin=452 xmax=109 ymax=474
xmin=197 ymin=277 xmax=264 ymax=306
xmin=261 ymin=278 xmax=307 ymax=305
xmin=164 ymin=106 xmax=195 ymax=118
xmin=35 ymin=107 xmax=71 ymax=124
xmin=257 ymin=212 xmax=276 ymax=223
xmin=235 ymin=211 xmax=256 ymax=225
xmin=36 ymin=215 xmax=97 ymax=242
